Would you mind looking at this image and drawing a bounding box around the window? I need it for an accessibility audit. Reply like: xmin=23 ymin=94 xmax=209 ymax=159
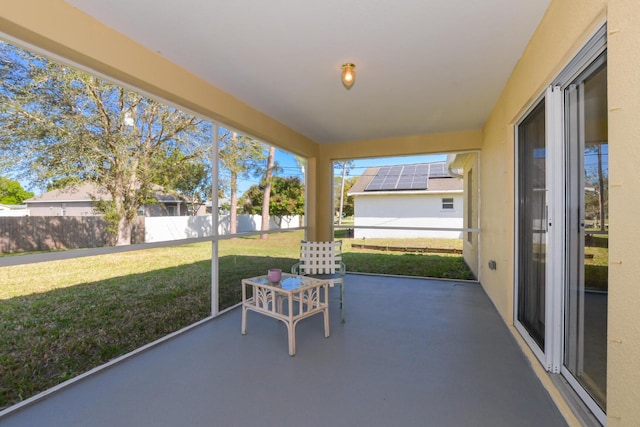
xmin=442 ymin=197 xmax=454 ymax=210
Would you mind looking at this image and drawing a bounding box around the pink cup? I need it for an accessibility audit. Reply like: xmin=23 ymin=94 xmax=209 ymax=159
xmin=267 ymin=269 xmax=282 ymax=282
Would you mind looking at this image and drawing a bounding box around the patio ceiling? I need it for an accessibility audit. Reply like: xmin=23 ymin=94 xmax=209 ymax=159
xmin=65 ymin=0 xmax=550 ymax=144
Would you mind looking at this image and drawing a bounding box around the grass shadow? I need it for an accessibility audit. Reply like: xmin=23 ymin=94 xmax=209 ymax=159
xmin=343 ymin=252 xmax=475 ymax=280
xmin=585 ymin=264 xmax=608 ymax=292
xmin=585 ymin=233 xmax=608 ymax=248
xmin=0 ymin=254 xmax=297 ymax=411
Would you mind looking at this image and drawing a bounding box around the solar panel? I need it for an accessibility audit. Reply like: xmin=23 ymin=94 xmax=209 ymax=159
xmin=414 ymin=164 xmax=430 ymax=188
xmin=364 ymin=166 xmax=390 ymax=191
xmin=378 ymin=166 xmax=403 ymax=191
xmin=364 ymin=162 xmax=450 ymax=192
xmin=428 ymin=162 xmax=449 ymax=178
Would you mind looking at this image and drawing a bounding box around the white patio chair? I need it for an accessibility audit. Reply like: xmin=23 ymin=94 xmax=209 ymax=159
xmin=291 ymin=240 xmax=346 ymax=323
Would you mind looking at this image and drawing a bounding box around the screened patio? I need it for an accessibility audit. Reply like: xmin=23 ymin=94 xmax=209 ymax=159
xmin=0 ymin=275 xmax=566 ymax=427
xmin=3 ymin=0 xmax=640 ymax=425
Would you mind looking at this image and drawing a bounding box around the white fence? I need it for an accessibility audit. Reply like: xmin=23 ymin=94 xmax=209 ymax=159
xmin=0 ymin=207 xmax=29 ymax=217
xmin=144 ymin=214 xmax=301 ymax=243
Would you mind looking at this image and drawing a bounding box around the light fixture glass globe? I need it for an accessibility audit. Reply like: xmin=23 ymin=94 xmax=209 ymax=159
xmin=341 ymin=63 xmax=356 ymax=90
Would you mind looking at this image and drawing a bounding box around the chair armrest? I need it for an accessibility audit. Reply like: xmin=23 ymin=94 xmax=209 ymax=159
xmin=291 ymin=262 xmax=301 ymax=275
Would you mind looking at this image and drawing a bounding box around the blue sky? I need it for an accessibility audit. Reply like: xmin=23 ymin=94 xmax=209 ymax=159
xmin=238 ymin=151 xmax=448 ymax=195
xmin=344 ymin=154 xmax=447 ymax=179
xmin=238 ymin=149 xmax=447 ymax=195
xmin=270 ymin=151 xmax=447 ymax=181
xmin=274 ymin=151 xmax=447 ymax=181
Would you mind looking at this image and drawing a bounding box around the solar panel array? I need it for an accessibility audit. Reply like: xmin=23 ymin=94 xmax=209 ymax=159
xmin=364 ymin=162 xmax=450 ymax=191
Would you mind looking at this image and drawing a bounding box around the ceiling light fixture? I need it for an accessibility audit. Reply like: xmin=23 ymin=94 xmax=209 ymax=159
xmin=341 ymin=63 xmax=356 ymax=90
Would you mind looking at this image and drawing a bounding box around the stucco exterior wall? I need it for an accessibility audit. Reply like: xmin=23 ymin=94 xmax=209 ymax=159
xmin=353 ymin=193 xmax=463 ymax=239
xmin=27 ymin=202 xmax=94 ymax=217
xmin=605 ymin=1 xmax=640 ymax=424
xmin=481 ymin=0 xmax=639 ymax=424
xmin=462 ymin=153 xmax=479 ymax=278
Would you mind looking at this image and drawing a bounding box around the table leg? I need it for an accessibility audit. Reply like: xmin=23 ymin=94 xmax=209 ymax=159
xmin=286 ymin=321 xmax=295 ymax=356
xmin=323 ymin=307 xmax=330 ymax=338
xmin=241 ymin=305 xmax=247 ymax=335
xmin=241 ymin=282 xmax=248 ymax=335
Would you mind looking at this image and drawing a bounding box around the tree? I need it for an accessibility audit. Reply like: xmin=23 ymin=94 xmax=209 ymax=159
xmin=0 ymin=177 xmax=34 ymax=204
xmin=584 ymin=143 xmax=608 ymax=230
xmin=333 ymin=160 xmax=354 ymax=223
xmin=595 ymin=143 xmax=606 ymax=231
xmin=240 ymin=176 xmax=304 ymax=226
xmin=340 ymin=176 xmax=357 ymax=217
xmin=293 ymin=154 xmax=307 ymax=223
xmin=260 ymin=146 xmax=276 ymax=239
xmin=333 ymin=175 xmax=356 ymax=218
xmin=47 ymin=177 xmax=82 ymax=191
xmin=151 ymin=152 xmax=211 ymax=216
xmin=293 ymin=155 xmax=306 ymax=180
xmin=174 ymin=162 xmax=210 ymax=216
xmin=218 ymin=130 xmax=266 ymax=234
xmin=0 ymin=42 xmax=210 ymax=245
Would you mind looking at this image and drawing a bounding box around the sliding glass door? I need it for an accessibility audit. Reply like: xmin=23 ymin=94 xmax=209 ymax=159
xmin=516 ymin=100 xmax=547 ymax=351
xmin=515 ymin=25 xmax=607 ymax=423
xmin=564 ymin=55 xmax=608 ymax=412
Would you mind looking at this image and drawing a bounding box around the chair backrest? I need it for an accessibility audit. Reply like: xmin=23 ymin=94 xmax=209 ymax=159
xmin=298 ymin=240 xmax=342 ymax=275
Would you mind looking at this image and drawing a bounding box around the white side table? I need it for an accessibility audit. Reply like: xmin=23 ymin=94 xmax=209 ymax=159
xmin=241 ymin=273 xmax=330 ymax=356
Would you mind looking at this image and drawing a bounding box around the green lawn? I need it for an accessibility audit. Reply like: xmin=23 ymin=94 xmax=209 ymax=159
xmin=0 ymin=231 xmax=473 ymax=409
xmin=584 ymin=233 xmax=609 ymax=292
xmin=339 ymin=237 xmax=471 ymax=279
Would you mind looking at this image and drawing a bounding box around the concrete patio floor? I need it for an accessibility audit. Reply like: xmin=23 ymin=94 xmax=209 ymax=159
xmin=0 ymin=274 xmax=567 ymax=427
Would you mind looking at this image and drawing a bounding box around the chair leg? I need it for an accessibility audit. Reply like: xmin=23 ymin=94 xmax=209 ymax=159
xmin=340 ymin=282 xmax=345 ymax=323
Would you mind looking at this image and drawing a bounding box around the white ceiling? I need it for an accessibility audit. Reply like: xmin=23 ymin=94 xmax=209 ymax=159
xmin=66 ymin=0 xmax=550 ymax=144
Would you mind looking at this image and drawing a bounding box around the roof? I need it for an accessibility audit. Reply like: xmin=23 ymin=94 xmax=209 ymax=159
xmin=25 ymin=183 xmax=184 ymax=204
xmin=348 ymin=162 xmax=463 ymax=196
xmin=348 ymin=167 xmax=378 ymax=194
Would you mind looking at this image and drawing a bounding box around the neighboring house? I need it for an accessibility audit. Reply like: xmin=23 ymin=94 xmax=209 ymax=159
xmin=24 ymin=183 xmax=188 ymax=217
xmin=348 ymin=162 xmax=463 ymax=239
xmin=0 ymin=204 xmax=29 ymax=217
